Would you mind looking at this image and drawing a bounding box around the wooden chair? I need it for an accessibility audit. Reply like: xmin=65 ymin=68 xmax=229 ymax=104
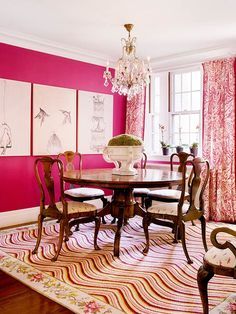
xmin=32 ymin=156 xmax=101 ymax=262
xmin=143 ymin=157 xmax=210 ymax=264
xmin=146 ymin=152 xmax=194 ymax=205
xmin=197 ymin=227 xmax=236 ymax=314
xmin=133 ymin=152 xmax=149 ymax=208
xmin=57 ymin=151 xmax=108 ymax=225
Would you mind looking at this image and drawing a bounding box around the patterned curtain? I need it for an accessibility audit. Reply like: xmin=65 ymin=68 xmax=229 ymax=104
xmin=202 ymin=57 xmax=236 ymax=222
xmin=125 ymin=91 xmax=145 ymax=139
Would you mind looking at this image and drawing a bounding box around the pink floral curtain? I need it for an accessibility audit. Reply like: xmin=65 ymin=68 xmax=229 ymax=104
xmin=202 ymin=57 xmax=236 ymax=222
xmin=125 ymin=92 xmax=145 ymax=139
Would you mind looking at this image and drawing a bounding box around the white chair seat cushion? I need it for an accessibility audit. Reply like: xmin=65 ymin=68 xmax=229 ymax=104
xmin=56 ymin=201 xmax=97 ymax=214
xmin=204 ymin=242 xmax=236 ymax=268
xmin=64 ymin=187 xmax=104 ymax=198
xmin=147 ymin=201 xmax=189 ymax=216
xmin=133 ymin=188 xmax=150 ymax=195
xmin=148 ymin=189 xmax=188 ymax=200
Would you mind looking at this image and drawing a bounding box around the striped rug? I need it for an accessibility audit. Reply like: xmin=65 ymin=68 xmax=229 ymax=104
xmin=0 ymin=216 xmax=235 ymax=313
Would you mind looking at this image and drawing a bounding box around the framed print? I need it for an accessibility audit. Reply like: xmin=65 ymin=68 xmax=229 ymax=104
xmin=0 ymin=78 xmax=31 ymax=156
xmin=78 ymin=91 xmax=113 ymax=154
xmin=33 ymin=84 xmax=76 ymax=155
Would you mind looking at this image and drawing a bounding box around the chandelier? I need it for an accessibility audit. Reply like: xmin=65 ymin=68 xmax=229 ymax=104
xmin=103 ymin=24 xmax=151 ymax=101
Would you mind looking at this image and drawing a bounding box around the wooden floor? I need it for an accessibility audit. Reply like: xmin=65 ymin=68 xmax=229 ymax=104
xmin=0 ymin=270 xmax=73 ymax=314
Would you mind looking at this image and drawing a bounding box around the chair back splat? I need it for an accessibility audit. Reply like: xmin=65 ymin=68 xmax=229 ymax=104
xmin=58 ymin=150 xmax=82 ymax=171
xmin=182 ymin=157 xmax=210 ymax=222
xmin=34 ymin=157 xmax=64 ymax=218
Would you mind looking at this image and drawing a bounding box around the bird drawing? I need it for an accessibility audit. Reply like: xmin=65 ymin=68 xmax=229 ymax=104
xmin=34 ymin=107 xmax=49 ymax=126
xmin=60 ymin=110 xmax=71 ymax=124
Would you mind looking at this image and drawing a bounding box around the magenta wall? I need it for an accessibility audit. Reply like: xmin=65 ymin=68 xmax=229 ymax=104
xmin=0 ymin=43 xmax=126 ymax=212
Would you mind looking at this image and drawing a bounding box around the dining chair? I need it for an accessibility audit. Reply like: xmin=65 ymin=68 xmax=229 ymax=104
xmin=143 ymin=157 xmax=210 ymax=264
xmin=146 ymin=152 xmax=194 ymax=205
xmin=133 ymin=152 xmax=149 ymax=207
xmin=32 ymin=156 xmax=101 ymax=262
xmin=197 ymin=227 xmax=236 ymax=314
xmin=57 ymin=151 xmax=108 ymax=225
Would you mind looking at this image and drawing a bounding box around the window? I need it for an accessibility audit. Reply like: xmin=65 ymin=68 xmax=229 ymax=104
xmin=170 ymin=69 xmax=201 ymax=148
xmin=150 ymin=76 xmax=160 ymax=153
xmin=145 ymin=67 xmax=202 ymax=157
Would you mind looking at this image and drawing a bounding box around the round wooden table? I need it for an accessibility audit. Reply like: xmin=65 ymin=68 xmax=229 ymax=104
xmin=63 ymin=168 xmax=183 ymax=257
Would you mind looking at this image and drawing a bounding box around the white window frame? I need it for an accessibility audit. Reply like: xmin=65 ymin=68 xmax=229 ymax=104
xmin=169 ymin=66 xmax=202 ymax=152
xmin=144 ymin=66 xmax=202 ymax=159
xmin=144 ymin=72 xmax=169 ymax=158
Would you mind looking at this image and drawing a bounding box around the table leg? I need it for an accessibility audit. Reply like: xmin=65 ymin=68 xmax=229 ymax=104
xmin=114 ymin=207 xmax=124 ymax=257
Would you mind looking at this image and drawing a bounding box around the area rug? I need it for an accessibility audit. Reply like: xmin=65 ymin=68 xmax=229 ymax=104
xmin=0 ymin=216 xmax=235 ymax=314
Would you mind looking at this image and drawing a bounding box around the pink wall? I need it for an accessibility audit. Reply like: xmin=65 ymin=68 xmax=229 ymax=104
xmin=0 ymin=43 xmax=126 ymax=212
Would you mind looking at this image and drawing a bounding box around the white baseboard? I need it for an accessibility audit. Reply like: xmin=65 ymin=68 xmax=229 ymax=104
xmin=0 ymin=206 xmax=39 ymax=229
xmin=0 ymin=198 xmax=110 ymax=229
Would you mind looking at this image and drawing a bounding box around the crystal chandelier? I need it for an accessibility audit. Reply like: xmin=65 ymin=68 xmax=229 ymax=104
xmin=103 ymin=24 xmax=151 ymax=101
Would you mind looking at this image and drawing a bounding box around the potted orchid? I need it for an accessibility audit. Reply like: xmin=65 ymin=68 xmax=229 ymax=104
xmin=159 ymin=124 xmax=170 ymax=155
xmin=176 ymin=127 xmax=183 ymax=153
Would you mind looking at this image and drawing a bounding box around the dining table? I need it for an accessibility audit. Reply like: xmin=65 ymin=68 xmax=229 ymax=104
xmin=63 ymin=167 xmax=183 ymax=257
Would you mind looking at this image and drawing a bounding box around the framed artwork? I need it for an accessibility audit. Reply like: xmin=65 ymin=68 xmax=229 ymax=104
xmin=0 ymin=78 xmax=31 ymax=156
xmin=33 ymin=84 xmax=76 ymax=155
xmin=78 ymin=91 xmax=113 ymax=154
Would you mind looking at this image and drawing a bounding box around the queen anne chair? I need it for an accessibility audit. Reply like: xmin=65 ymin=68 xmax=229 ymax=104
xmin=197 ymin=227 xmax=236 ymax=314
xmin=32 ymin=156 xmax=101 ymax=262
xmin=146 ymin=152 xmax=194 ymax=205
xmin=133 ymin=152 xmax=149 ymax=207
xmin=143 ymin=157 xmax=210 ymax=264
xmin=57 ymin=151 xmax=108 ymax=225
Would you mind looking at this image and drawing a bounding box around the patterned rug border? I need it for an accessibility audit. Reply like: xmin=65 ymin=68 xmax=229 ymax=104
xmin=0 ymin=248 xmax=123 ymax=314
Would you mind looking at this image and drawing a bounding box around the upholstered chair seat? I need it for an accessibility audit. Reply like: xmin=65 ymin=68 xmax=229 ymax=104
xmin=64 ymin=187 xmax=105 ymax=198
xmin=147 ymin=189 xmax=189 ymax=201
xmin=56 ymin=201 xmax=97 ymax=214
xmin=204 ymin=242 xmax=236 ymax=268
xmin=147 ymin=201 xmax=189 ymax=216
xmin=133 ymin=187 xmax=150 ymax=195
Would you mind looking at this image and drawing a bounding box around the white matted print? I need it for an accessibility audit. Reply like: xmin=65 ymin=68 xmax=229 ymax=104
xmin=33 ymin=84 xmax=76 ymax=155
xmin=78 ymin=91 xmax=113 ymax=154
xmin=0 ymin=79 xmax=31 ymax=156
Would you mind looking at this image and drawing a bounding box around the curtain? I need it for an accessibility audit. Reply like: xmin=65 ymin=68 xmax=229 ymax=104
xmin=125 ymin=91 xmax=145 ymax=139
xmin=202 ymin=57 xmax=236 ymax=222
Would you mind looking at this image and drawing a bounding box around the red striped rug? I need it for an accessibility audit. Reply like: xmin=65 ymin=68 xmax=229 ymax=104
xmin=0 ymin=216 xmax=235 ymax=313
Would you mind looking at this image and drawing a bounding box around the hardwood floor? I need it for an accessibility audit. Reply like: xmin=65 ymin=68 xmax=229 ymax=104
xmin=0 ymin=270 xmax=73 ymax=314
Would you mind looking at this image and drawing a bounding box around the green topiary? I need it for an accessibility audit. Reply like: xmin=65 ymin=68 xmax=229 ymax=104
xmin=108 ymin=134 xmax=143 ymax=146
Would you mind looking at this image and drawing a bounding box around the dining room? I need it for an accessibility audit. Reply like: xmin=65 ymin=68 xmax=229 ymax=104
xmin=0 ymin=1 xmax=236 ymax=313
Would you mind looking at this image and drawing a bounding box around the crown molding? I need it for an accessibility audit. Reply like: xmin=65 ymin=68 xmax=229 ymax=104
xmin=151 ymin=44 xmax=236 ymax=72
xmin=0 ymin=28 xmax=235 ymax=71
xmin=0 ymin=27 xmax=112 ymax=67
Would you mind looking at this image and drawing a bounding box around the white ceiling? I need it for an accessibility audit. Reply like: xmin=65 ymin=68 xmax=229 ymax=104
xmin=0 ymin=0 xmax=236 ymax=69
